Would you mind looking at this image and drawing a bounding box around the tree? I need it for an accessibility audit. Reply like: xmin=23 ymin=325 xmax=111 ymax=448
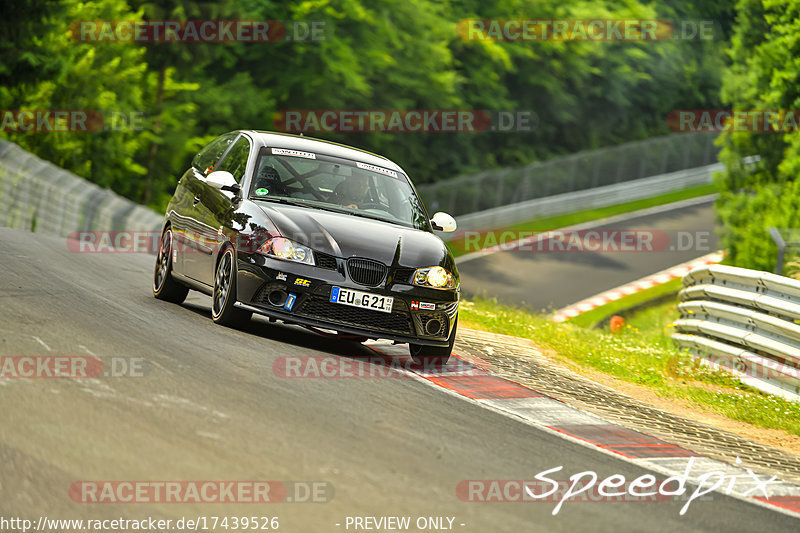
xmin=715 ymin=0 xmax=800 ymax=271
xmin=0 ymin=0 xmax=150 ymax=199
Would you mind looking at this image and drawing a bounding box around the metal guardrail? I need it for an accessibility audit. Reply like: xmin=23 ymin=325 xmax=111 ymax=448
xmin=672 ymin=264 xmax=800 ymax=401
xmin=418 ymin=133 xmax=719 ymax=217
xmin=769 ymin=227 xmax=800 ymax=275
xmin=443 ymin=163 xmax=720 ymax=239
xmin=2 ymin=134 xmax=720 ymax=241
xmin=0 ymin=139 xmax=162 ymax=236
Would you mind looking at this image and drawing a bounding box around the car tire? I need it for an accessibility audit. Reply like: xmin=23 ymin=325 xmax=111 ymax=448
xmin=211 ymin=246 xmax=252 ymax=326
xmin=153 ymin=227 xmax=189 ymax=304
xmin=409 ymin=318 xmax=457 ymax=366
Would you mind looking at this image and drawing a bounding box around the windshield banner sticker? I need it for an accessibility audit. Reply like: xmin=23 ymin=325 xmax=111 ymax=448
xmin=356 ymin=162 xmax=398 ymax=178
xmin=272 ymin=148 xmax=316 ymax=159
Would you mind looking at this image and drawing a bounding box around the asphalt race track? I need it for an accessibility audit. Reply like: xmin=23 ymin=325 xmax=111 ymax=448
xmin=456 ymin=197 xmax=719 ymax=311
xmin=1 ymin=228 xmax=796 ymax=532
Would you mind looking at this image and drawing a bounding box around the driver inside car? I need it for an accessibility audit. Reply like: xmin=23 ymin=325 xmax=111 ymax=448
xmin=332 ymin=173 xmax=374 ymax=209
xmin=252 ymin=165 xmax=288 ymax=196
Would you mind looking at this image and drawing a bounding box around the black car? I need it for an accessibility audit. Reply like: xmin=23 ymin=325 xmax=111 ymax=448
xmin=153 ymin=131 xmax=460 ymax=364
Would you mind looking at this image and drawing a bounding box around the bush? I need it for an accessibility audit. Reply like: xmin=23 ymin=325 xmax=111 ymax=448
xmin=715 ymin=0 xmax=800 ymax=272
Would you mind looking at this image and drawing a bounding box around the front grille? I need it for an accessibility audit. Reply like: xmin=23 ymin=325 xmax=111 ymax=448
xmin=347 ymin=258 xmax=387 ymax=286
xmin=298 ymin=296 xmax=412 ymax=334
xmin=315 ymin=252 xmax=338 ymax=270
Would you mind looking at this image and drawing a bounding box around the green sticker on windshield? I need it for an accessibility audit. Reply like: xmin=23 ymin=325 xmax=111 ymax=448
xmin=255 ymin=188 xmax=269 ymax=196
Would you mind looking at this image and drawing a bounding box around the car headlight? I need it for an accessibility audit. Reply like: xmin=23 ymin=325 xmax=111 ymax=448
xmin=258 ymin=237 xmax=314 ymax=265
xmin=413 ymin=266 xmax=455 ymax=289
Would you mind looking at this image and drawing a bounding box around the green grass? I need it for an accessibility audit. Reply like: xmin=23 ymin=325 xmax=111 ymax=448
xmin=448 ymin=182 xmax=718 ymax=257
xmin=566 ymin=278 xmax=684 ymax=328
xmin=459 ymin=296 xmax=800 ymax=436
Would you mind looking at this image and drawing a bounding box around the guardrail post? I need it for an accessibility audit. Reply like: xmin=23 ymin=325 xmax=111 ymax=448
xmin=447 ymin=183 xmax=457 ymax=215
xmin=682 ymin=137 xmax=691 ymax=169
xmin=471 ymin=174 xmax=482 ymax=213
xmin=703 ymin=135 xmax=713 ymax=165
xmin=1 ymin=165 xmax=9 ymax=227
xmin=615 ymin=148 xmax=625 ymax=184
xmin=496 ymin=171 xmax=505 ymax=206
xmin=769 ymin=227 xmax=786 ymax=275
xmin=519 ymin=167 xmax=531 ymax=202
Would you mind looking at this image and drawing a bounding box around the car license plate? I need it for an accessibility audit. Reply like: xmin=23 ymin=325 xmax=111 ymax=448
xmin=330 ymin=287 xmax=393 ymax=313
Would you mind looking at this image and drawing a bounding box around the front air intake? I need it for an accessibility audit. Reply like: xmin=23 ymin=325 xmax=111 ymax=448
xmin=425 ymin=319 xmax=442 ymax=336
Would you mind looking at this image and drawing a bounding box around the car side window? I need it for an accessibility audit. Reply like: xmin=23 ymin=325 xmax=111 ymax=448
xmin=192 ymin=133 xmax=238 ymax=176
xmin=216 ymin=136 xmax=251 ymax=183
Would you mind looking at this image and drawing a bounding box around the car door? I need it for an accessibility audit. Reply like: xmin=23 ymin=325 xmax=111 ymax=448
xmin=166 ymin=167 xmax=198 ymax=277
xmin=175 ymin=132 xmax=238 ymax=282
xmin=195 ymin=134 xmax=253 ymax=285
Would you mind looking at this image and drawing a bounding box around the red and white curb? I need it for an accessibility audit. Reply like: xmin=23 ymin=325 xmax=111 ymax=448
xmin=552 ymin=251 xmax=724 ymax=323
xmin=365 ymin=341 xmax=800 ymax=518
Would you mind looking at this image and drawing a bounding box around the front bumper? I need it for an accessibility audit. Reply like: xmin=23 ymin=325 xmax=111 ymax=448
xmin=236 ymin=252 xmax=459 ymax=346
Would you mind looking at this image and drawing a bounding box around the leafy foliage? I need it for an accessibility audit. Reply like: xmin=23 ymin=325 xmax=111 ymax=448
xmin=1 ymin=0 xmax=150 ymax=198
xmin=716 ymin=0 xmax=800 ymax=271
xmin=2 ymin=0 xmax=729 ymax=213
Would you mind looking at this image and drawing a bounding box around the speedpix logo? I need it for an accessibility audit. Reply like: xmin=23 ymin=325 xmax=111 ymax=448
xmin=458 ymin=457 xmax=777 ymax=516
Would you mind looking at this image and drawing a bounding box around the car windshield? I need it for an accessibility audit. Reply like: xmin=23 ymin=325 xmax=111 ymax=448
xmin=248 ymin=148 xmax=431 ymax=230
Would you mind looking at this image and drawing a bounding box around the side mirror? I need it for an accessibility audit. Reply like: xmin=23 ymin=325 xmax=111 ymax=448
xmin=431 ymin=212 xmax=457 ymax=232
xmin=206 ymin=171 xmax=241 ymax=193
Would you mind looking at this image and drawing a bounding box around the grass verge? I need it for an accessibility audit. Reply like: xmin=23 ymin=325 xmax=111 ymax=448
xmin=448 ymin=182 xmax=717 ymax=257
xmin=459 ymin=296 xmax=800 ymax=436
xmin=566 ymin=277 xmax=683 ymax=328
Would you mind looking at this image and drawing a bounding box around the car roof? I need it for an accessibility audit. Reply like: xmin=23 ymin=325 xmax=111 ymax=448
xmin=242 ymin=130 xmax=406 ymax=173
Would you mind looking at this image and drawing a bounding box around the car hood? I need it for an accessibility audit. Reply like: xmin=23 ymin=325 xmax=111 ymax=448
xmin=252 ymin=202 xmax=451 ymax=268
